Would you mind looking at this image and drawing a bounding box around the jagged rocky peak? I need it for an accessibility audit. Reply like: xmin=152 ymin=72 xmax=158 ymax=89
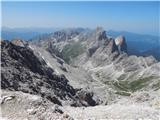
xmin=87 ymin=27 xmax=108 ymax=42
xmin=49 ymin=28 xmax=85 ymax=42
xmin=114 ymin=35 xmax=127 ymax=53
xmin=87 ymin=27 xmax=109 ymax=56
xmin=107 ymin=35 xmax=128 ymax=55
xmin=86 ymin=27 xmax=128 ymax=58
xmin=11 ymin=39 xmax=28 ymax=47
xmin=95 ymin=27 xmax=107 ymax=41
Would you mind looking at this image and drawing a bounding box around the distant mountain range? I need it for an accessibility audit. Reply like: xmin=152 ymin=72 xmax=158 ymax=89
xmin=1 ymin=27 xmax=59 ymax=40
xmin=1 ymin=27 xmax=160 ymax=60
xmin=107 ymin=30 xmax=160 ymax=60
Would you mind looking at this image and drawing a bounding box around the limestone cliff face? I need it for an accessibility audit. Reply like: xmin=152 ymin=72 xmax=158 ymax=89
xmin=115 ymin=35 xmax=127 ymax=53
xmin=72 ymin=28 xmax=160 ymax=94
xmin=87 ymin=27 xmax=109 ymax=56
xmin=86 ymin=28 xmax=128 ymax=59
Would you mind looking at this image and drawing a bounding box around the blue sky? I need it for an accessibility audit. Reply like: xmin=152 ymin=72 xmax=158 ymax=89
xmin=2 ymin=1 xmax=160 ymax=35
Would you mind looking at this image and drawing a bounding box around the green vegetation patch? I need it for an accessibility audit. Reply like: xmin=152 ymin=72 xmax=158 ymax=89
xmin=113 ymin=76 xmax=156 ymax=93
xmin=115 ymin=91 xmax=131 ymax=96
xmin=61 ymin=41 xmax=86 ymax=64
xmin=113 ymin=81 xmax=130 ymax=92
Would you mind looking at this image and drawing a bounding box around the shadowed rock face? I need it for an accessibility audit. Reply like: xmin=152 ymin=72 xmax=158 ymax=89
xmin=86 ymin=29 xmax=127 ymax=59
xmin=1 ymin=40 xmax=74 ymax=105
xmin=1 ymin=40 xmax=97 ymax=107
xmin=110 ymin=39 xmax=119 ymax=53
xmin=115 ymin=35 xmax=127 ymax=53
xmin=87 ymin=27 xmax=109 ymax=57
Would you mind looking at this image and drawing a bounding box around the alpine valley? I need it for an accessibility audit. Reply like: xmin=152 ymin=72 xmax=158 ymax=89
xmin=1 ymin=27 xmax=160 ymax=120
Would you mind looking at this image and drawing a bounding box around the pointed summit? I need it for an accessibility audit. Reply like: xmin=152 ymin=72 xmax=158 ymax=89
xmin=93 ymin=27 xmax=107 ymax=41
xmin=115 ymin=35 xmax=127 ymax=53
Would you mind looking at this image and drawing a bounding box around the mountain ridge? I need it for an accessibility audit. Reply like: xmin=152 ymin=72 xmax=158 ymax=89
xmin=1 ymin=27 xmax=160 ymax=119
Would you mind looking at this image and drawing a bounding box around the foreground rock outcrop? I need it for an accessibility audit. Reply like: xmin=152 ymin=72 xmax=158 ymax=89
xmin=1 ymin=90 xmax=72 ymax=120
xmin=1 ymin=90 xmax=160 ymax=120
xmin=1 ymin=40 xmax=97 ymax=107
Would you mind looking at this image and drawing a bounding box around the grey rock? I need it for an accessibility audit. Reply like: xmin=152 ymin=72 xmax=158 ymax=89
xmin=11 ymin=39 xmax=28 ymax=47
xmin=115 ymin=35 xmax=127 ymax=53
xmin=1 ymin=40 xmax=91 ymax=107
xmin=2 ymin=27 xmax=160 ymax=120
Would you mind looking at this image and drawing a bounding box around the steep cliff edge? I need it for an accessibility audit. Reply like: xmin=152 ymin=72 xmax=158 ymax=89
xmin=1 ymin=40 xmax=97 ymax=107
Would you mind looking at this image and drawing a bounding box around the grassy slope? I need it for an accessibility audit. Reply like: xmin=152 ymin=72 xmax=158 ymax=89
xmin=61 ymin=41 xmax=86 ymax=64
xmin=113 ymin=76 xmax=160 ymax=96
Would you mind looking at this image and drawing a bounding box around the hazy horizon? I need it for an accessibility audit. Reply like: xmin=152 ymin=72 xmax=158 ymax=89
xmin=2 ymin=26 xmax=160 ymax=37
xmin=2 ymin=1 xmax=160 ymax=36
